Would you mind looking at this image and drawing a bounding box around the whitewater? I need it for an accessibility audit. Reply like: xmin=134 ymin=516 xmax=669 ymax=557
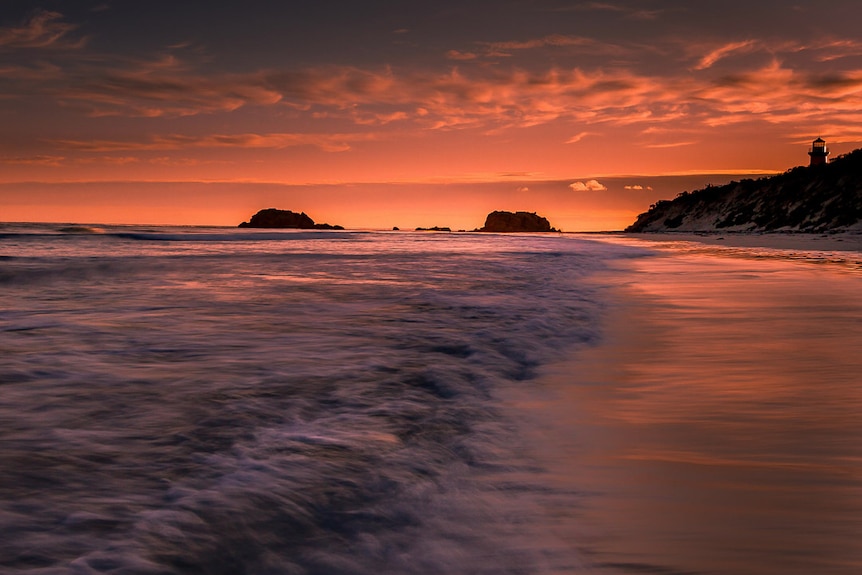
xmin=1 ymin=224 xmax=861 ymax=575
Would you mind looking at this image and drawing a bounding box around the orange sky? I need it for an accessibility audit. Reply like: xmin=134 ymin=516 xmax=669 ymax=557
xmin=2 ymin=1 xmax=862 ymax=230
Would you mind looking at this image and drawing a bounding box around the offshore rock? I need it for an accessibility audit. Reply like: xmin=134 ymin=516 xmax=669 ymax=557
xmin=239 ymin=208 xmax=344 ymax=230
xmin=478 ymin=211 xmax=556 ymax=232
xmin=626 ymin=148 xmax=862 ymax=233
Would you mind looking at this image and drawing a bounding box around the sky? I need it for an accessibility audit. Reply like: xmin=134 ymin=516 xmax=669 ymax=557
xmin=2 ymin=0 xmax=862 ymax=230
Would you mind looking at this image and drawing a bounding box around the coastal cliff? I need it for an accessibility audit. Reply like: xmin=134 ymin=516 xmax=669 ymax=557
xmin=626 ymin=148 xmax=862 ymax=233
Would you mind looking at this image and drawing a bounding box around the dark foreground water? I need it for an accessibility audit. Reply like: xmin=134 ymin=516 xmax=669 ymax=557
xmin=1 ymin=224 xmax=861 ymax=574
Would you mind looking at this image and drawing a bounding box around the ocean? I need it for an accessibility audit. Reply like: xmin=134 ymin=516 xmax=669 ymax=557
xmin=1 ymin=224 xmax=861 ymax=574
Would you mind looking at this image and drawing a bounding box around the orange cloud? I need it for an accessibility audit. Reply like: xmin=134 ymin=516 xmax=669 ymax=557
xmin=266 ymin=65 xmax=678 ymax=132
xmin=1 ymin=155 xmax=66 ymax=166
xmin=6 ymin=24 xmax=862 ymax=162
xmin=565 ymin=131 xmax=597 ymax=144
xmin=694 ymin=40 xmax=758 ymax=70
xmin=644 ymin=141 xmax=697 ymax=149
xmin=694 ymin=59 xmax=862 ymax=128
xmin=569 ymin=179 xmax=607 ymax=192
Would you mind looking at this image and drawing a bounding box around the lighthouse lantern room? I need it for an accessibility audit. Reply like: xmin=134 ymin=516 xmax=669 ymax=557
xmin=808 ymin=137 xmax=829 ymax=166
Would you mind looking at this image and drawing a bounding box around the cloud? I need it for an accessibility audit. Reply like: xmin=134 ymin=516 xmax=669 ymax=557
xmin=261 ymin=56 xmax=862 ymax=136
xmin=644 ymin=141 xmax=696 ymax=149
xmin=624 ymin=184 xmax=653 ymax=190
xmin=477 ymin=34 xmax=624 ymax=58
xmin=1 ymin=154 xmax=66 ymax=166
xmin=57 ymin=54 xmax=283 ymax=117
xmin=0 ymin=11 xmax=83 ymax=50
xmin=446 ymin=50 xmax=479 ymax=61
xmin=50 ymin=132 xmax=376 ymax=153
xmin=553 ymin=3 xmax=662 ymax=20
xmin=4 ymin=21 xmax=862 ymax=144
xmin=517 ymin=186 xmax=530 ymax=192
xmin=265 ymin=64 xmax=674 ymax=132
xmin=565 ymin=132 xmax=595 ymax=144
xmin=695 ymin=40 xmax=758 ymax=70
xmin=569 ymin=179 xmax=607 ymax=192
xmin=813 ymin=39 xmax=862 ymax=62
xmin=484 ymin=34 xmax=601 ymax=52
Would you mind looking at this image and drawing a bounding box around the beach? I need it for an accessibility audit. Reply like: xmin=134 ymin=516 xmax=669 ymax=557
xmin=512 ymin=234 xmax=862 ymax=574
xmin=1 ymin=225 xmax=861 ymax=573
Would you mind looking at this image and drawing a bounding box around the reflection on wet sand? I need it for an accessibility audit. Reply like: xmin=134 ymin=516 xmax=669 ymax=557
xmin=523 ymin=249 xmax=862 ymax=575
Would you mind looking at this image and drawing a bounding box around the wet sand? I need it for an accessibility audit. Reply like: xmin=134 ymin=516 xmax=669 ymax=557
xmin=617 ymin=231 xmax=862 ymax=252
xmin=509 ymin=243 xmax=862 ymax=574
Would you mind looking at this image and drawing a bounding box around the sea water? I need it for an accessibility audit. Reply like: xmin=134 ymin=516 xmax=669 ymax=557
xmin=1 ymin=224 xmax=861 ymax=574
xmin=0 ymin=225 xmax=623 ymax=574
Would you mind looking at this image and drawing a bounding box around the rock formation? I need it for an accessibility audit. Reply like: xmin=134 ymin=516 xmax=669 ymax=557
xmin=627 ymin=148 xmax=862 ymax=233
xmin=478 ymin=211 xmax=556 ymax=232
xmin=239 ymin=208 xmax=344 ymax=229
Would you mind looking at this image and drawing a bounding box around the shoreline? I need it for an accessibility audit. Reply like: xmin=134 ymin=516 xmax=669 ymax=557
xmin=603 ymin=231 xmax=862 ymax=252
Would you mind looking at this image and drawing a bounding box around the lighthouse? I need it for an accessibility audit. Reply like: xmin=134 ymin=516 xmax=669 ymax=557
xmin=808 ymin=137 xmax=829 ymax=166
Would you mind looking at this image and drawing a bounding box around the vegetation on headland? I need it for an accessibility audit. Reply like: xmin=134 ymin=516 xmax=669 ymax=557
xmin=626 ymin=148 xmax=862 ymax=233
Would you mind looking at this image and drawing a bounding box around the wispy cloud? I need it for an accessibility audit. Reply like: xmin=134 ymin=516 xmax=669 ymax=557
xmin=553 ymin=3 xmax=663 ymax=20
xmin=483 ymin=34 xmax=605 ymax=52
xmin=51 ymin=132 xmax=377 ymax=153
xmin=0 ymin=11 xmax=84 ymax=50
xmin=56 ymin=54 xmax=282 ymax=117
xmin=467 ymin=34 xmax=626 ymax=59
xmin=564 ymin=131 xmax=596 ymax=144
xmin=695 ymin=40 xmax=757 ymax=70
xmin=446 ymin=50 xmax=479 ymax=61
xmin=812 ymin=39 xmax=862 ymax=62
xmin=643 ymin=141 xmax=697 ymax=149
xmin=1 ymin=154 xmax=66 ymax=166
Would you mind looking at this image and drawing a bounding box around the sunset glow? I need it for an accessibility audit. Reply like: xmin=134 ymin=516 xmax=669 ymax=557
xmin=3 ymin=1 xmax=862 ymax=230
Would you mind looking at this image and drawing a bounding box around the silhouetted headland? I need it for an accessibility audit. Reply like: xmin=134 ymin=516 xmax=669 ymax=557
xmin=239 ymin=208 xmax=344 ymax=229
xmin=478 ymin=211 xmax=557 ymax=232
xmin=415 ymin=226 xmax=451 ymax=232
xmin=627 ymin=145 xmax=862 ymax=233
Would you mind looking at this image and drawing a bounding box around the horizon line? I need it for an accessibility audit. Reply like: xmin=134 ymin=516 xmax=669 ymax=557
xmin=0 ymin=169 xmax=784 ymax=187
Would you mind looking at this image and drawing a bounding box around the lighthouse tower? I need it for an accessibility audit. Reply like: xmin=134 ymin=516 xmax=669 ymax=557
xmin=808 ymin=137 xmax=829 ymax=166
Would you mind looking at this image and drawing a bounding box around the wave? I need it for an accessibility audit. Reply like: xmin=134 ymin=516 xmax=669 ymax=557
xmin=0 ymin=227 xmax=363 ymax=243
xmin=0 ymin=232 xmax=630 ymax=573
xmin=111 ymin=230 xmax=362 ymax=242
